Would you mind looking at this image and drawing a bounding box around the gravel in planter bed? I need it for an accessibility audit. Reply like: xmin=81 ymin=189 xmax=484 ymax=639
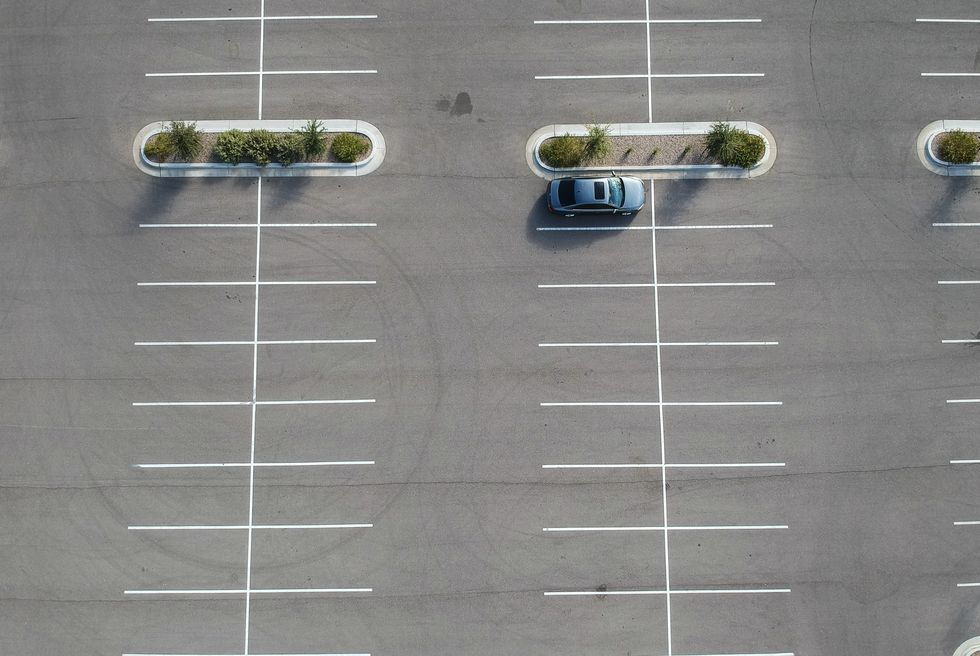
xmin=541 ymin=133 xmax=714 ymax=168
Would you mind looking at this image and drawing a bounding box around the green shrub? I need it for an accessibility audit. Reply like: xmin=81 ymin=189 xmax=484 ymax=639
xmin=165 ymin=121 xmax=203 ymax=161
xmin=144 ymin=133 xmax=175 ymax=162
xmin=539 ymin=134 xmax=585 ymax=168
xmin=274 ymin=133 xmax=306 ymax=166
xmin=244 ymin=129 xmax=278 ymax=166
xmin=703 ymin=122 xmax=766 ymax=168
xmin=583 ymin=121 xmax=612 ymax=161
xmin=728 ymin=133 xmax=766 ymax=168
xmin=294 ymin=119 xmax=326 ymax=159
xmin=938 ymin=129 xmax=980 ymax=164
xmin=214 ymin=129 xmax=249 ymax=164
xmin=331 ymin=132 xmax=370 ymax=163
xmin=703 ymin=122 xmax=743 ymax=165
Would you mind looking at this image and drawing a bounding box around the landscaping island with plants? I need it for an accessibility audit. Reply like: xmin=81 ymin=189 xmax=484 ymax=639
xmin=133 ymin=119 xmax=386 ymax=177
xmin=917 ymin=120 xmax=980 ymax=177
xmin=526 ymin=121 xmax=776 ymax=180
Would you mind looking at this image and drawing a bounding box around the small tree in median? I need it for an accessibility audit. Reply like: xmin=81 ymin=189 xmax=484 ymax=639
xmin=165 ymin=121 xmax=203 ymax=161
xmin=938 ymin=129 xmax=980 ymax=164
xmin=583 ymin=121 xmax=612 ymax=161
xmin=294 ymin=119 xmax=327 ymax=160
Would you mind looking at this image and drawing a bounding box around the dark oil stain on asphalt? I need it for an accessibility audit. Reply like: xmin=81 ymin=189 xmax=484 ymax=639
xmin=449 ymin=92 xmax=472 ymax=116
xmin=435 ymin=93 xmax=473 ymax=116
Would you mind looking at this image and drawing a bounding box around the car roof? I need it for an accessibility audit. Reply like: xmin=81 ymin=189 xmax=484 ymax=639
xmin=557 ymin=177 xmax=612 ymax=206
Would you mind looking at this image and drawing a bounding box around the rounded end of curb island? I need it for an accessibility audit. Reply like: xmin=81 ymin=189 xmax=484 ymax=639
xmin=133 ymin=119 xmax=387 ymax=178
xmin=953 ymin=636 xmax=980 ymax=656
xmin=525 ymin=121 xmax=777 ymax=181
xmin=917 ymin=120 xmax=980 ymax=177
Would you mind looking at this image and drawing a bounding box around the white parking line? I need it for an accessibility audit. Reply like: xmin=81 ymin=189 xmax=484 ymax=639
xmin=539 ymin=341 xmax=777 ymax=347
xmin=129 ymin=523 xmax=372 ymax=530
xmin=535 ymin=18 xmax=761 ymax=24
xmin=951 ymin=459 xmax=980 ymax=464
xmin=542 ymin=462 xmax=785 ymax=469
xmin=934 ymin=222 xmax=980 ymax=227
xmin=138 ymin=280 xmax=376 ymax=287
xmin=545 ymin=587 xmax=790 ymax=596
xmin=258 ymin=399 xmax=375 ymax=406
xmin=139 ymin=222 xmax=377 ymax=228
xmin=123 ymin=653 xmax=370 ymax=656
xmin=922 ymin=73 xmax=980 ymax=77
xmin=917 ymin=18 xmax=980 ymax=22
xmin=536 ymin=224 xmax=772 ymax=231
xmin=659 ymin=281 xmax=774 ymax=287
xmin=536 ymin=73 xmax=764 ymax=80
xmin=672 ymin=653 xmax=794 ymax=656
xmin=666 ymin=462 xmax=785 ymax=468
xmin=135 ymin=339 xmax=376 ymax=346
xmin=954 ymin=521 xmax=980 ymax=526
xmin=125 ymin=588 xmax=372 ymax=595
xmin=655 ymin=224 xmax=774 ymax=230
xmin=543 ymin=525 xmax=787 ymax=532
xmin=149 ymin=14 xmax=378 ymax=22
xmin=942 ymin=339 xmax=980 ymax=344
xmin=947 ymin=399 xmax=980 ymax=404
xmin=541 ymin=401 xmax=781 ymax=407
xmin=135 ymin=460 xmax=374 ymax=469
xmin=132 ymin=401 xmax=251 ymax=407
xmin=133 ymin=399 xmax=376 ymax=407
xmin=538 ymin=282 xmax=774 ymax=288
xmin=146 ymin=70 xmax=378 ymax=77
xmin=958 ymin=582 xmax=980 ymax=587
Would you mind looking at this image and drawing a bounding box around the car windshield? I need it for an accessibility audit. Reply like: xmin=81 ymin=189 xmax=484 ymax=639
xmin=608 ymin=177 xmax=625 ymax=207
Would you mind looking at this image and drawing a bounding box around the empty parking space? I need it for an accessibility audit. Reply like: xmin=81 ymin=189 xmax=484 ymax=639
xmin=258 ymin=228 xmax=382 ymax=281
xmin=262 ymin=21 xmax=379 ymax=73
xmin=255 ymin=341 xmax=380 ymax=400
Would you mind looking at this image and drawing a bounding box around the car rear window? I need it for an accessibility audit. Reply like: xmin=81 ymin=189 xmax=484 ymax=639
xmin=557 ymin=180 xmax=576 ymax=206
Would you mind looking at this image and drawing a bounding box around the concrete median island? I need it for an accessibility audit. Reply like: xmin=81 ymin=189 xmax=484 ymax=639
xmin=526 ymin=121 xmax=776 ymax=180
xmin=133 ymin=119 xmax=386 ymax=177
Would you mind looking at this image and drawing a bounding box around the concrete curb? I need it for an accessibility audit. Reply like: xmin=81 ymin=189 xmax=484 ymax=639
xmin=953 ymin=636 xmax=980 ymax=656
xmin=917 ymin=120 xmax=980 ymax=177
xmin=133 ymin=119 xmax=387 ymax=177
xmin=525 ymin=121 xmax=776 ymax=180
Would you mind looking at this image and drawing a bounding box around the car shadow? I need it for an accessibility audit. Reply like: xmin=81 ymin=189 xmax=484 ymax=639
xmin=926 ymin=176 xmax=973 ymax=225
xmin=525 ymin=193 xmax=639 ymax=250
xmin=652 ymin=178 xmax=707 ymax=226
xmin=131 ymin=177 xmax=189 ymax=224
xmin=263 ymin=175 xmax=313 ymax=208
xmin=130 ymin=176 xmax=255 ymax=227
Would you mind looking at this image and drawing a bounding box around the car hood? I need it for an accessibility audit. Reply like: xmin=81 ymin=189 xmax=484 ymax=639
xmin=621 ymin=177 xmax=645 ymax=210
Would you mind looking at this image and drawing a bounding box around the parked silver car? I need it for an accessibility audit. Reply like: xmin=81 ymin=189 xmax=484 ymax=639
xmin=547 ymin=175 xmax=645 ymax=216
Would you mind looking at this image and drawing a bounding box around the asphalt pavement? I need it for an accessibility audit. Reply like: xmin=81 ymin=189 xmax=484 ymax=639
xmin=2 ymin=0 xmax=980 ymax=654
